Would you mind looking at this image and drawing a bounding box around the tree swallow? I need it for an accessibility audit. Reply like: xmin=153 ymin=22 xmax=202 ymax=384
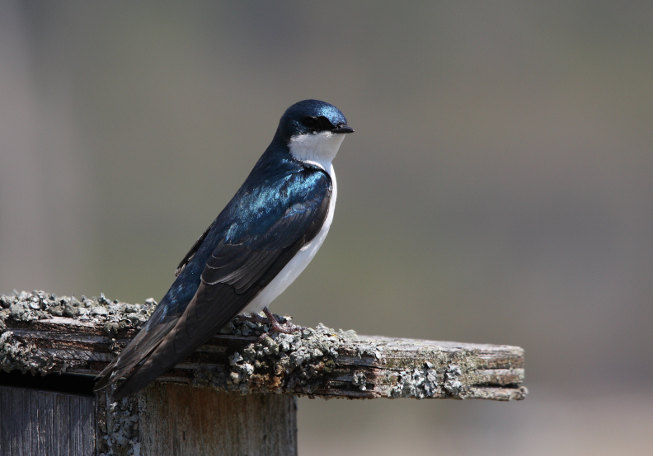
xmin=95 ymin=99 xmax=353 ymax=399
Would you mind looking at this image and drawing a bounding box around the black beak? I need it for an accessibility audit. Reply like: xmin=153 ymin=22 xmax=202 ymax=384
xmin=331 ymin=125 xmax=355 ymax=134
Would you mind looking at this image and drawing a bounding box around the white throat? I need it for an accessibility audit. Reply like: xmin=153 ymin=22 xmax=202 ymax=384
xmin=288 ymin=131 xmax=346 ymax=171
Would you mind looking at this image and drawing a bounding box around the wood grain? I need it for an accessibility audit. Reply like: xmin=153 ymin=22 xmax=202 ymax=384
xmin=0 ymin=292 xmax=526 ymax=455
xmin=0 ymin=386 xmax=95 ymax=456
xmin=1 ymin=316 xmax=526 ymax=401
xmin=139 ymin=385 xmax=297 ymax=456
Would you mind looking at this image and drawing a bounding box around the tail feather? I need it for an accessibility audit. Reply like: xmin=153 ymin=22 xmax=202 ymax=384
xmin=110 ymin=282 xmax=248 ymax=399
xmin=111 ymin=328 xmax=199 ymax=400
xmin=94 ymin=301 xmax=180 ymax=393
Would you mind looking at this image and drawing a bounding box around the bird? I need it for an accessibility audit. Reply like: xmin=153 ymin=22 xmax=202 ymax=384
xmin=95 ymin=99 xmax=354 ymax=399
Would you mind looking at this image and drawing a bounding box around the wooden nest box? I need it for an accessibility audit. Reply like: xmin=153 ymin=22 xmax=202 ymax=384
xmin=0 ymin=291 xmax=526 ymax=455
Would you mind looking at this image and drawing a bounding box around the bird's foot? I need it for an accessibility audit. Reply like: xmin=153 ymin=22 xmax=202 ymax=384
xmin=256 ymin=307 xmax=304 ymax=341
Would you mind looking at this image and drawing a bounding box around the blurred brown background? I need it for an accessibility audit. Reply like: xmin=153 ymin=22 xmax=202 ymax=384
xmin=1 ymin=1 xmax=652 ymax=454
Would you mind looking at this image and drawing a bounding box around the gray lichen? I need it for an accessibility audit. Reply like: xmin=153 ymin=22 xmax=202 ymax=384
xmin=352 ymin=370 xmax=367 ymax=391
xmin=0 ymin=290 xmax=155 ymax=329
xmin=97 ymin=391 xmax=143 ymax=456
xmin=389 ymin=361 xmax=441 ymax=399
xmin=0 ymin=290 xmax=156 ymax=375
xmin=443 ymin=364 xmax=463 ymax=395
xmin=0 ymin=329 xmax=53 ymax=374
xmin=194 ymin=322 xmax=357 ymax=395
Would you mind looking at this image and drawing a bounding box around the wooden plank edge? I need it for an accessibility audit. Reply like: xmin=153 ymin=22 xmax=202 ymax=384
xmin=1 ymin=292 xmax=527 ymax=401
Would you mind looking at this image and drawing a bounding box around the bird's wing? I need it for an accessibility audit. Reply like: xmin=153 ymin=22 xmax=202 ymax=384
xmin=108 ymin=169 xmax=332 ymax=398
xmin=175 ymin=219 xmax=215 ymax=277
xmin=94 ymin=307 xmax=179 ymax=391
xmin=98 ymin=219 xmax=219 ymax=391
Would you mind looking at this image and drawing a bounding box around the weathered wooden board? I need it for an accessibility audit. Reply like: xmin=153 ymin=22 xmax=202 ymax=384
xmin=139 ymin=385 xmax=297 ymax=456
xmin=1 ymin=314 xmax=526 ymax=401
xmin=0 ymin=291 xmax=526 ymax=455
xmin=0 ymin=386 xmax=95 ymax=456
xmin=93 ymin=384 xmax=297 ymax=456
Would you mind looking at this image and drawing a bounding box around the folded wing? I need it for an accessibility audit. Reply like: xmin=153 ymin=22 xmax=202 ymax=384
xmin=100 ymin=168 xmax=331 ymax=399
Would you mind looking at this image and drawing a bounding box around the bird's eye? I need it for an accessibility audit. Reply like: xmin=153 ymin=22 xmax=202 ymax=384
xmin=301 ymin=115 xmax=334 ymax=132
xmin=301 ymin=116 xmax=318 ymax=129
xmin=316 ymin=116 xmax=334 ymax=130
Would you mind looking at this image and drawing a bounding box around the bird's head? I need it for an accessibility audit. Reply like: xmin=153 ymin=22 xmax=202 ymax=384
xmin=274 ymin=99 xmax=354 ymax=167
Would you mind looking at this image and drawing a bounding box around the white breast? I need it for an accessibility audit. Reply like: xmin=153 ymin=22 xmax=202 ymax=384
xmin=241 ymin=131 xmax=345 ymax=314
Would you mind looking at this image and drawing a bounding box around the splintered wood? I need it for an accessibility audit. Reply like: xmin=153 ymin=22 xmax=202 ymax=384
xmin=1 ymin=306 xmax=526 ymax=401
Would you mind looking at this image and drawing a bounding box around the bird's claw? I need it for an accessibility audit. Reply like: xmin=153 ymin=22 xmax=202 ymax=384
xmin=236 ymin=308 xmax=304 ymax=341
xmin=254 ymin=307 xmax=305 ymax=341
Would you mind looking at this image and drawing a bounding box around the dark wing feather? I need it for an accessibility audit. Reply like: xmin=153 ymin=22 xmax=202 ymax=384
xmin=94 ymin=299 xmax=183 ymax=391
xmin=202 ymin=199 xmax=328 ymax=293
xmin=175 ymin=219 xmax=215 ymax=276
xmin=109 ymin=170 xmax=331 ymax=399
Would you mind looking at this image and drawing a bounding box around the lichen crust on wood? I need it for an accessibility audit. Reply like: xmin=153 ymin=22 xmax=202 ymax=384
xmin=1 ymin=290 xmax=526 ymax=401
